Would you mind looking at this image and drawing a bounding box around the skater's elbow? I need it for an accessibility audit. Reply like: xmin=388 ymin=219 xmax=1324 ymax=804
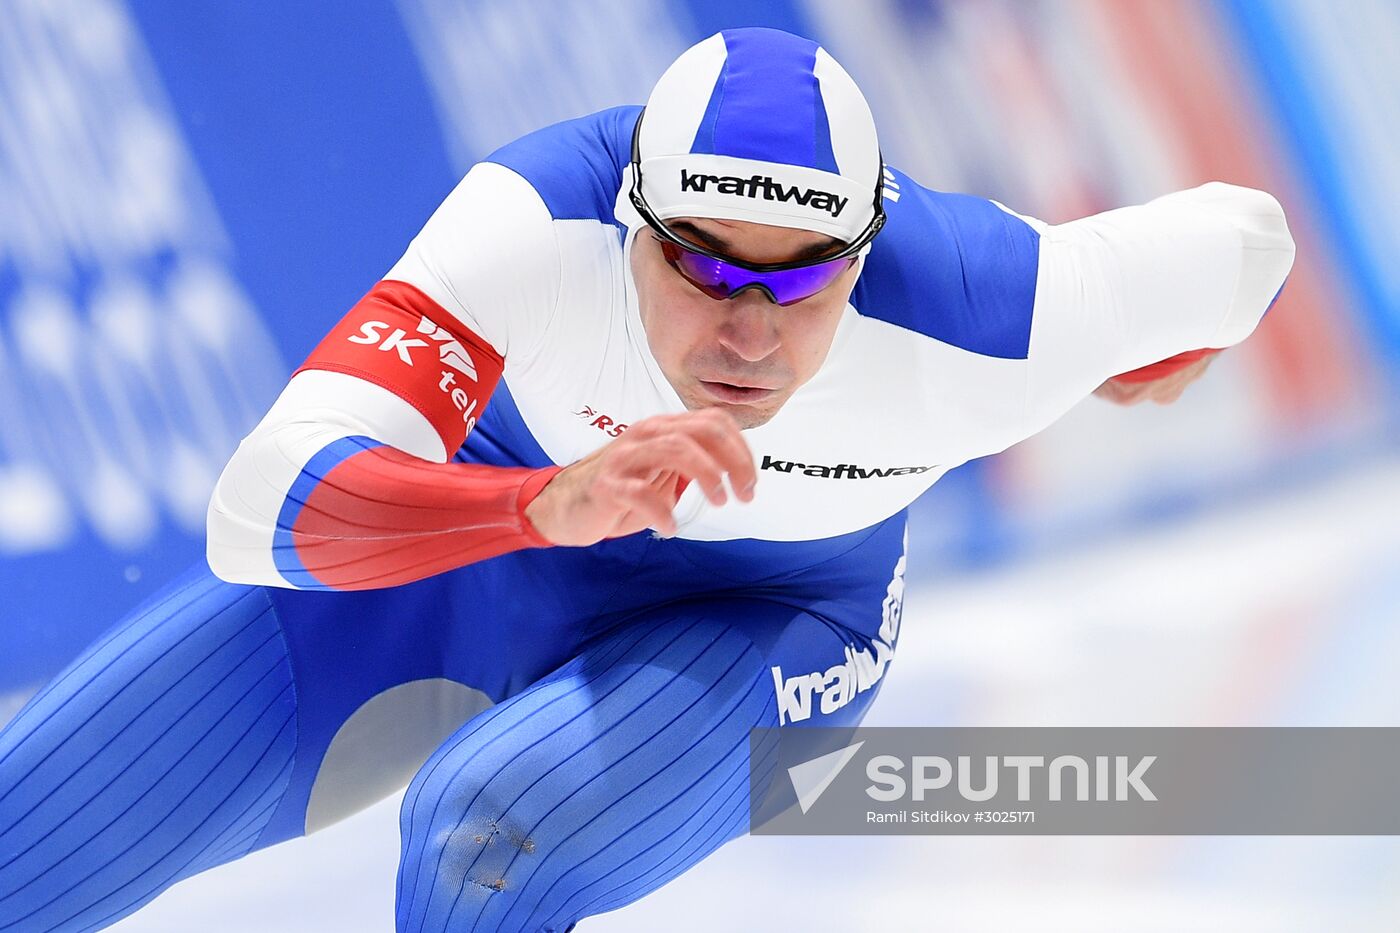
xmin=204 ymin=449 xmax=296 ymax=588
xmin=204 ymin=496 xmax=291 ymax=588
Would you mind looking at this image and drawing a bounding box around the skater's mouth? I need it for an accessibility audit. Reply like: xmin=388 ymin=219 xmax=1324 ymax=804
xmin=698 ymin=380 xmax=779 ymax=404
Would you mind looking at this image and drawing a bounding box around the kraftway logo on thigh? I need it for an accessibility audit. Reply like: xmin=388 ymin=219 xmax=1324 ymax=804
xmin=771 ymin=545 xmax=906 ymax=725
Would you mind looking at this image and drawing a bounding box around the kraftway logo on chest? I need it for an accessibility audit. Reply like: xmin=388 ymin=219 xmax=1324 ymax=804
xmin=760 ymin=454 xmax=937 ymax=479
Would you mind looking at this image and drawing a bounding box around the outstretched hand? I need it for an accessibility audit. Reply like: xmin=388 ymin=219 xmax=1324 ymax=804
xmin=524 ymin=407 xmax=756 ymax=546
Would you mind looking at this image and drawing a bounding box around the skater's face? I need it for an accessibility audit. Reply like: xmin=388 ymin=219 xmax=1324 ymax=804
xmin=631 ymin=217 xmax=858 ymax=430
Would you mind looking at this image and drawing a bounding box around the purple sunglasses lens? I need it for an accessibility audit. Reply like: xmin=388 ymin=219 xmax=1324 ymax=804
xmin=666 ymin=245 xmax=854 ymax=306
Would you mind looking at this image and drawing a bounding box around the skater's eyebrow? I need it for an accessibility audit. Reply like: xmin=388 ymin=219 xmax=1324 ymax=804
xmin=668 ymin=220 xmax=844 ymax=262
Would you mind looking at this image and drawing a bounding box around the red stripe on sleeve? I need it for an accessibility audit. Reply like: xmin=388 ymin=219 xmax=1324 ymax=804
xmin=1111 ymin=347 xmax=1223 ymax=384
xmin=291 ymin=446 xmax=561 ymax=590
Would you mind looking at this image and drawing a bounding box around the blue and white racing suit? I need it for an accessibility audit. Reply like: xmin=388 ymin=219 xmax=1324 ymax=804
xmin=0 ymin=105 xmax=1293 ymax=932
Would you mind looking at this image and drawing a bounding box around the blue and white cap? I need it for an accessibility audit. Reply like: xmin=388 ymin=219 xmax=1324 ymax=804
xmin=636 ymin=28 xmax=881 ymax=243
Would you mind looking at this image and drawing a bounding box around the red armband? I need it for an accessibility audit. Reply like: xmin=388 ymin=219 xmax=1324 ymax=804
xmin=1111 ymin=347 xmax=1223 ymax=384
xmin=296 ymin=280 xmax=504 ymax=455
xmin=277 ymin=281 xmax=559 ymax=590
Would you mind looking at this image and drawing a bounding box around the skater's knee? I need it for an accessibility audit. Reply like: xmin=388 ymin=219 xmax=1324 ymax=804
xmin=427 ymin=779 xmax=539 ymax=887
xmin=398 ymin=769 xmax=550 ymax=929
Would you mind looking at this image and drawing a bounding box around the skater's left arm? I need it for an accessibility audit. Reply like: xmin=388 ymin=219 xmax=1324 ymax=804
xmin=1022 ymin=181 xmax=1295 ymax=416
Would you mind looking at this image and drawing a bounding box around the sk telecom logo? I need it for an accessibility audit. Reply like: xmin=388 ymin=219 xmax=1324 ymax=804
xmin=417 ymin=315 xmax=478 ymax=380
xmin=347 ymin=313 xmax=477 ymax=379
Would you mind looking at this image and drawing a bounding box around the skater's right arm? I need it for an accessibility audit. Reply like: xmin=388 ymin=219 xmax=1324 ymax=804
xmin=206 ymin=164 xmax=752 ymax=591
xmin=206 ymin=163 xmax=564 ymax=592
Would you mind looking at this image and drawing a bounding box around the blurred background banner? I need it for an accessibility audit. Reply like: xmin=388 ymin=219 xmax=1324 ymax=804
xmin=2 ymin=0 xmax=1396 ymax=700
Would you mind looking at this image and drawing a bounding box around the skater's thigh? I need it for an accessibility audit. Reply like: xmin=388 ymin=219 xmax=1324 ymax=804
xmin=393 ymin=583 xmax=908 ymax=933
xmin=258 ymin=552 xmax=601 ymax=842
xmin=0 ymin=567 xmax=298 ymax=931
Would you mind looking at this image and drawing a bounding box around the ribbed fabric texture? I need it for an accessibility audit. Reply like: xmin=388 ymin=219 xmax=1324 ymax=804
xmin=395 ymin=611 xmax=779 ymax=933
xmin=0 ymin=573 xmax=297 ymax=932
xmin=274 ymin=437 xmax=562 ymax=591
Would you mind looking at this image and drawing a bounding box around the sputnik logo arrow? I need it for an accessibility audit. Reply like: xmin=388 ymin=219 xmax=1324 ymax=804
xmin=788 ymin=740 xmax=865 ymax=814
